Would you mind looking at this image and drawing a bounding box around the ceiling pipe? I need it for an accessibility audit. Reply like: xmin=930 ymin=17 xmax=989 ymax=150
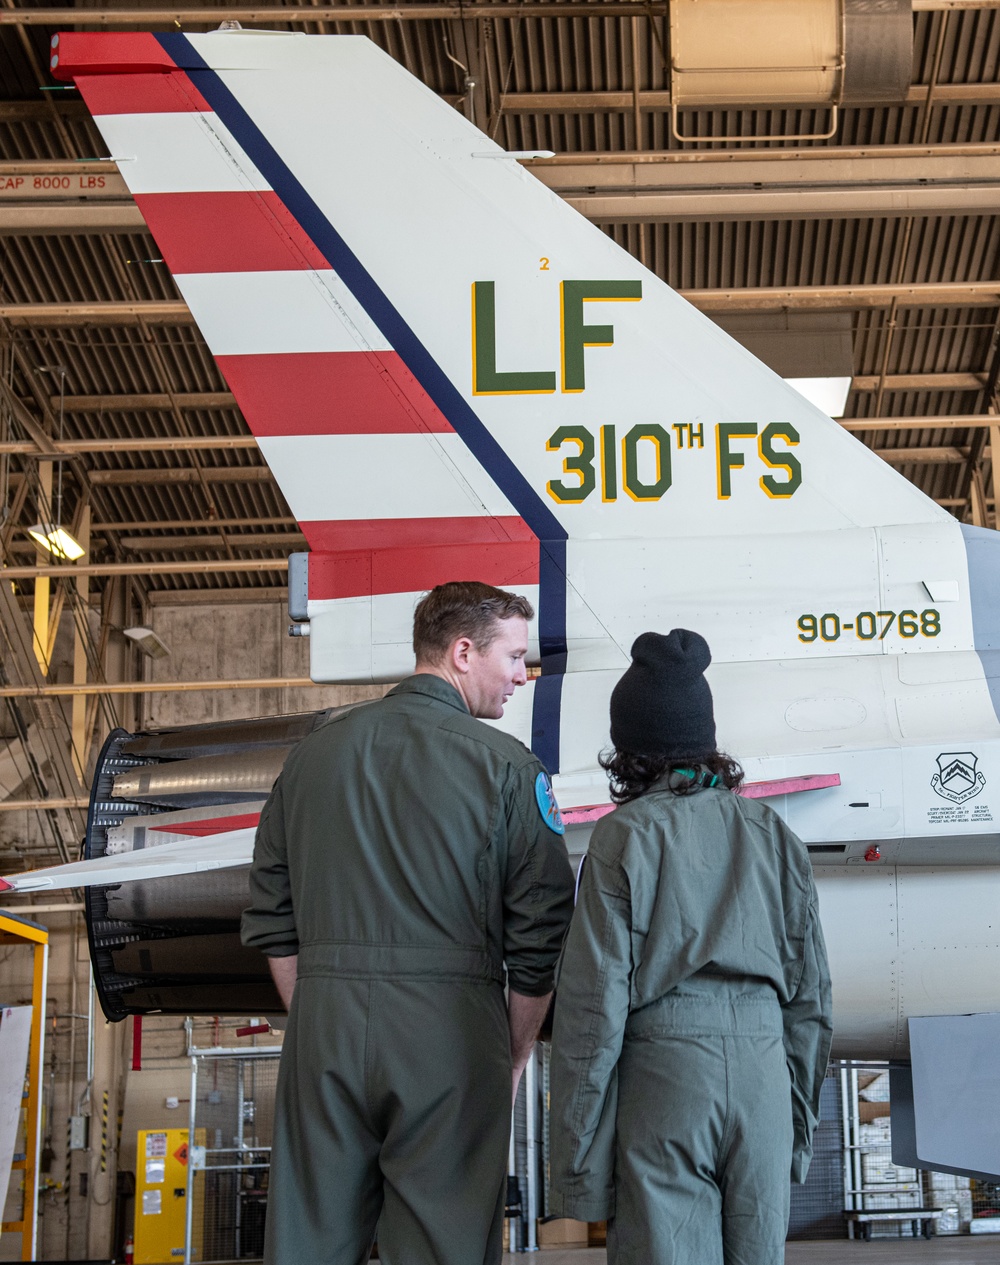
xmin=1 ymin=558 xmax=289 ymax=579
xmin=0 ymin=434 xmax=252 ymax=457
xmin=0 ymin=4 xmax=669 ymax=25
xmin=0 ymin=677 xmax=316 ymax=698
xmin=5 ymin=282 xmax=1000 ymax=330
xmin=0 ymin=2 xmax=986 ymax=26
xmin=4 ymin=417 xmax=999 ymax=462
xmin=0 ymin=799 xmax=90 ymax=812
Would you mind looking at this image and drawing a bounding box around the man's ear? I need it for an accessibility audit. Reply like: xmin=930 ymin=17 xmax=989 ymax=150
xmin=450 ymin=636 xmax=474 ymax=674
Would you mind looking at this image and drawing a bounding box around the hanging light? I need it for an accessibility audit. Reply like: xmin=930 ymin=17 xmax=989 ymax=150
xmin=123 ymin=626 xmax=171 ymax=659
xmin=27 ymin=523 xmax=86 ymax=561
xmin=28 ymin=365 xmax=83 ymax=560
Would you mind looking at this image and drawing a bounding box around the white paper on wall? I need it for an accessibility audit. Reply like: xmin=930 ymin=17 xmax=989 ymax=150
xmin=0 ymin=1007 xmax=32 ymax=1216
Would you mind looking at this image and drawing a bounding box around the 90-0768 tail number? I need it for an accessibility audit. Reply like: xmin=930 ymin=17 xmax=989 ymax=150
xmin=797 ymin=610 xmax=941 ymax=643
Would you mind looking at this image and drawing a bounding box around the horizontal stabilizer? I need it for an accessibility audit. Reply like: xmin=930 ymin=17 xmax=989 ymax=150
xmin=0 ymin=827 xmax=254 ymax=894
xmin=562 ymin=772 xmax=842 ymax=825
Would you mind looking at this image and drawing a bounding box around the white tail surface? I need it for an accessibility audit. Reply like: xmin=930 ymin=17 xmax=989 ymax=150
xmin=56 ymin=31 xmax=979 ymax=773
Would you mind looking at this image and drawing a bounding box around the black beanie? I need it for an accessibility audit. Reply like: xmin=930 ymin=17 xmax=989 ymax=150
xmin=609 ymin=629 xmax=716 ymax=758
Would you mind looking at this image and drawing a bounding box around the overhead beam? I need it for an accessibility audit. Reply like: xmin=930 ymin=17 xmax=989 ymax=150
xmin=119 ymin=532 xmax=306 ymax=550
xmin=94 ymin=515 xmax=295 ymax=531
xmin=0 ymin=416 xmax=992 ymax=468
xmin=567 ymin=183 xmax=1000 ymax=223
xmin=5 ymin=284 xmax=1000 ymax=332
xmin=0 ymin=102 xmax=89 ymax=122
xmin=0 ymin=204 xmax=144 ymax=234
xmin=0 ymin=434 xmax=253 ymax=456
xmin=3 ymin=579 xmax=295 ymax=604
xmin=8 ymin=146 xmax=1000 ymax=230
xmin=873 ymin=446 xmax=968 ymax=463
xmin=688 ymin=284 xmax=1000 ymax=311
xmin=505 ymin=90 xmax=674 ymax=114
xmin=0 ymin=798 xmax=89 ymax=812
xmin=147 ymin=586 xmax=290 ymax=604
xmin=0 ymin=558 xmax=289 ymax=579
xmin=88 ymin=466 xmax=271 ymax=484
xmin=0 ymin=1 xmax=986 ymax=25
xmin=437 ymin=279 xmax=948 ymax=310
xmin=841 ymin=415 xmax=1000 ymax=430
xmin=528 ymin=145 xmax=1000 ymax=191
xmin=0 ymin=4 xmax=669 ymax=25
xmin=8 ymin=186 xmax=1000 ymax=230
xmin=852 ymin=373 xmax=988 ymax=391
xmin=0 ymin=676 xmax=315 ymax=698
xmin=0 ymin=415 xmax=992 ymax=461
xmin=11 ymin=189 xmax=1000 ymax=231
xmin=51 ymin=392 xmax=237 ymax=413
xmin=0 ymin=301 xmax=191 ymax=326
xmin=15 ymin=147 xmax=1000 ymax=196
xmin=4 ymin=906 xmax=90 ymax=917
xmin=500 ymin=83 xmax=1000 ymax=113
xmin=535 ymin=146 xmax=1000 ymax=220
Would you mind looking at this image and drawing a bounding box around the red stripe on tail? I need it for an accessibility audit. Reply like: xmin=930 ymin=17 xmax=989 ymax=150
xmin=75 ymin=70 xmax=211 ymax=116
xmin=51 ymin=32 xmax=177 ymax=80
xmin=302 ymin=516 xmax=535 ymax=551
xmin=218 ymin=351 xmax=454 ymax=437
xmin=308 ymin=538 xmax=540 ymax=600
xmin=135 ymin=192 xmax=328 ymax=273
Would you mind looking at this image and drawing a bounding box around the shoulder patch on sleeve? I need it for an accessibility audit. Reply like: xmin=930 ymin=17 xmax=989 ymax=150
xmin=534 ymin=770 xmax=565 ymax=835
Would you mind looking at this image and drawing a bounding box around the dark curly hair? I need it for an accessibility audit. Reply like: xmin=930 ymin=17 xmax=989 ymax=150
xmin=600 ymin=747 xmax=744 ymax=805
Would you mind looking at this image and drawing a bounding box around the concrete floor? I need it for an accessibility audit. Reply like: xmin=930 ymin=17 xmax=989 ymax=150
xmin=501 ymin=1239 xmax=998 ymax=1265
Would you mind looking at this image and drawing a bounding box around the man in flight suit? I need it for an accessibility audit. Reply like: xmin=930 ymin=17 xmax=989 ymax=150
xmin=242 ymin=581 xmax=575 ymax=1265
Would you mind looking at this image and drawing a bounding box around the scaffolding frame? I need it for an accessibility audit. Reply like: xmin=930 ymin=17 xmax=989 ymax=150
xmin=0 ymin=910 xmax=49 ymax=1262
xmin=184 ymin=1043 xmax=282 ymax=1265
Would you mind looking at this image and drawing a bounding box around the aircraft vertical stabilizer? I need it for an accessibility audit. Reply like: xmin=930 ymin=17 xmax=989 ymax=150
xmin=52 ymin=32 xmax=954 ymax=721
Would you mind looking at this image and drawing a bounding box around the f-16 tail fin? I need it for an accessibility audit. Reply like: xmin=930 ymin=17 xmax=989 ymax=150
xmin=54 ymin=30 xmax=948 ymax=693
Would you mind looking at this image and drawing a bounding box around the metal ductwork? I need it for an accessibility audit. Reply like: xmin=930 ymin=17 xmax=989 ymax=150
xmin=669 ymin=0 xmax=912 ymax=140
xmin=84 ymin=707 xmax=360 ymax=1021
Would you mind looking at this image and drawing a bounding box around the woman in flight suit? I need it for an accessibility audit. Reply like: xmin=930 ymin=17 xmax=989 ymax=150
xmin=549 ymin=629 xmax=833 ymax=1265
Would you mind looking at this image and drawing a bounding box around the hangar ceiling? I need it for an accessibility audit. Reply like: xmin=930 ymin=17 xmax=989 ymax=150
xmin=1 ymin=0 xmax=1000 ymax=846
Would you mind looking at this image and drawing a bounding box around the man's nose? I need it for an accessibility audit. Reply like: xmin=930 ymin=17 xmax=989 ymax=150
xmin=513 ymin=661 xmax=528 ymax=686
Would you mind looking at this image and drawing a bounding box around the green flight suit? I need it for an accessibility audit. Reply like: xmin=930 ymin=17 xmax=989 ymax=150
xmin=549 ymin=773 xmax=832 ymax=1265
xmin=241 ymin=674 xmax=574 ymax=1265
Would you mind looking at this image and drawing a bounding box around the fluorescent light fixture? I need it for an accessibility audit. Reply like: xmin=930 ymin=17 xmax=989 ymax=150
xmin=783 ymin=376 xmax=853 ymax=419
xmin=123 ymin=626 xmax=171 ymax=659
xmin=27 ymin=524 xmax=85 ymax=560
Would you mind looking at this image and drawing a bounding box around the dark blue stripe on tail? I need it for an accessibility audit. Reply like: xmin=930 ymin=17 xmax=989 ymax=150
xmin=157 ymin=34 xmax=567 ymax=765
xmin=531 ymin=672 xmax=564 ymax=774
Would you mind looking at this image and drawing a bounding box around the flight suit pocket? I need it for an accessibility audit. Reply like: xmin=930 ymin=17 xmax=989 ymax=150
xmin=477 ymin=845 xmax=499 ymax=944
xmin=628 ymin=927 xmax=647 ymax=1007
